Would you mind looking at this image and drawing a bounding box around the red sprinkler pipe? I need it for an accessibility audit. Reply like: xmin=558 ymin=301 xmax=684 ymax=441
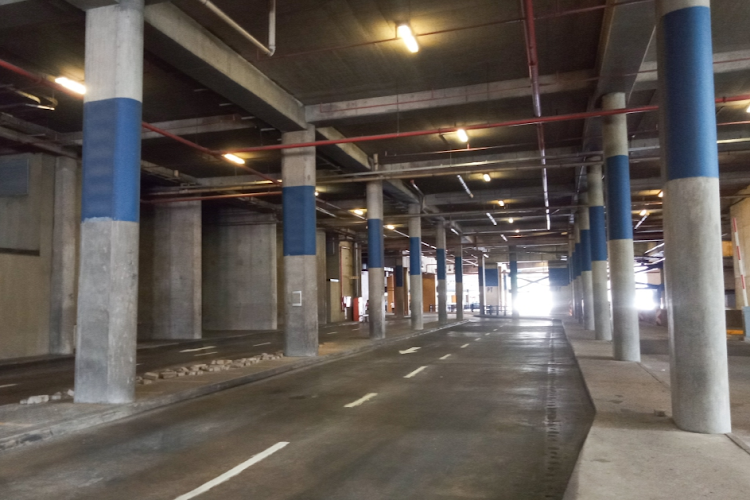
xmin=142 ymin=190 xmax=282 ymax=204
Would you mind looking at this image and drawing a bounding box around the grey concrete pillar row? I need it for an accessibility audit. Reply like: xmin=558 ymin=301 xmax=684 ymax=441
xmin=436 ymin=222 xmax=448 ymax=324
xmin=282 ymin=125 xmax=318 ymax=356
xmin=573 ymin=221 xmax=583 ymax=322
xmin=366 ymin=178 xmax=385 ymax=339
xmin=75 ymin=0 xmax=144 ymax=404
xmin=657 ymin=0 xmax=731 ymax=433
xmin=394 ymin=262 xmax=405 ymax=318
xmin=603 ymin=92 xmax=640 ymax=361
xmin=408 ymin=204 xmax=423 ymax=330
xmin=478 ymin=255 xmax=485 ymax=315
xmin=579 ymin=193 xmax=596 ymax=331
xmin=49 ymin=156 xmax=78 ymax=355
xmin=587 ymin=165 xmax=613 ymax=341
xmin=509 ymin=246 xmax=519 ymax=317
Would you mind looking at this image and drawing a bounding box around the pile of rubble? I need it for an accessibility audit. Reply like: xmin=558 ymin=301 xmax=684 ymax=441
xmin=136 ymin=351 xmax=284 ymax=385
xmin=18 ymin=351 xmax=284 ymax=404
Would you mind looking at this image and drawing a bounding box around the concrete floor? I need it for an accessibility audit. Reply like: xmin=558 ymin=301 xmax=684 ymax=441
xmin=0 ymin=321 xmax=368 ymax=406
xmin=0 ymin=318 xmax=593 ymax=499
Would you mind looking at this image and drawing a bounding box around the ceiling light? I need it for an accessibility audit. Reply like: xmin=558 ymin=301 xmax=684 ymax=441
xmin=352 ymin=209 xmax=365 ymax=216
xmin=639 ymin=209 xmax=648 ymax=217
xmin=315 ymin=190 xmax=320 ymax=197
xmin=497 ymin=200 xmax=505 ymax=207
xmin=515 ymin=229 xmax=520 ymax=234
xmin=386 ymin=224 xmax=395 ymax=230
xmin=457 ymin=175 xmax=473 ymax=198
xmin=450 ymin=227 xmax=459 ymax=235
xmin=456 ymin=128 xmax=469 ymax=143
xmin=54 ymin=77 xmax=86 ymax=95
xmin=658 ymin=190 xmax=664 ymax=198
xmin=501 ymin=234 xmax=508 ymax=242
xmin=222 ymin=153 xmax=245 ymax=165
xmin=508 ymin=217 xmax=514 ymax=224
xmin=483 ymin=173 xmax=491 ymax=182
xmin=397 ymin=24 xmax=419 ymax=53
xmin=747 ymin=104 xmax=750 ymax=113
xmin=486 ymin=213 xmax=497 ymax=225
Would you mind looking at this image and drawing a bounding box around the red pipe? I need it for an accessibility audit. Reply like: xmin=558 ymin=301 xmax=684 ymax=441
xmin=230 ymin=94 xmax=750 ymax=153
xmin=142 ymin=190 xmax=281 ymax=204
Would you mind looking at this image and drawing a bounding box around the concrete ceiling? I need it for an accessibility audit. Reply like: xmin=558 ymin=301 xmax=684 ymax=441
xmin=0 ymin=0 xmax=750 ymax=254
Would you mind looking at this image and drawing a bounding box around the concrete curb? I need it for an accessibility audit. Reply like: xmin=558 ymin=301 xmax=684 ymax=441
xmin=0 ymin=320 xmax=469 ymax=453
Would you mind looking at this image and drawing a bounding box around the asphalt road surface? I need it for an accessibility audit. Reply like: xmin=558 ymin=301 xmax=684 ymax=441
xmin=0 ymin=318 xmax=594 ymax=499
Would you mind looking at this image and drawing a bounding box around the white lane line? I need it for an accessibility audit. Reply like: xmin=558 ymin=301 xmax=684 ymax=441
xmin=474 ymin=338 xmax=481 ymax=342
xmin=174 ymin=442 xmax=289 ymax=500
xmin=253 ymin=342 xmax=272 ymax=347
xmin=404 ymin=366 xmax=427 ymax=379
xmin=344 ymin=393 xmax=378 ymax=408
xmin=180 ymin=346 xmax=217 ymax=353
xmin=485 ymin=333 xmax=490 ymax=336
xmin=460 ymin=343 xmax=470 ymax=348
xmin=326 ymin=331 xmax=338 ymax=335
xmin=399 ymin=347 xmax=420 ymax=354
xmin=194 ymin=351 xmax=219 ymax=357
xmin=0 ymin=384 xmax=17 ymax=389
xmin=439 ymin=354 xmax=451 ymax=360
xmin=493 ymin=329 xmax=498 ymax=332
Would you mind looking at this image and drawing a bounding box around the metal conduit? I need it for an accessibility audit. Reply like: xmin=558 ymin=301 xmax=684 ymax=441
xmin=198 ymin=0 xmax=276 ymax=56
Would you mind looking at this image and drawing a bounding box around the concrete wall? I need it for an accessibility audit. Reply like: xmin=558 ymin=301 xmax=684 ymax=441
xmin=731 ymin=195 xmax=750 ymax=308
xmin=203 ymin=209 xmax=277 ymax=331
xmin=0 ymin=154 xmax=56 ymax=359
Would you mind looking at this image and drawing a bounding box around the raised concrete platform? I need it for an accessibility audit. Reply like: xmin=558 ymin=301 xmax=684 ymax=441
xmin=0 ymin=317 xmax=466 ymax=453
xmin=563 ymin=319 xmax=750 ymax=499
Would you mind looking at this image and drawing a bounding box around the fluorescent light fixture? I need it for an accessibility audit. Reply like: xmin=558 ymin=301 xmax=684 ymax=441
xmin=222 ymin=153 xmax=245 ymax=165
xmin=486 ymin=213 xmax=497 ymax=225
xmin=515 ymin=229 xmax=520 ymax=233
xmin=497 ymin=200 xmax=505 ymax=207
xmin=747 ymin=104 xmax=750 ymax=113
xmin=483 ymin=173 xmax=491 ymax=182
xmin=501 ymin=234 xmax=508 ymax=242
xmin=352 ymin=209 xmax=365 ymax=216
xmin=456 ymin=128 xmax=469 ymax=142
xmin=639 ymin=209 xmax=648 ymax=216
xmin=658 ymin=190 xmax=664 ymax=198
xmin=54 ymin=76 xmax=86 ymax=95
xmin=508 ymin=217 xmax=514 ymax=224
xmin=386 ymin=224 xmax=395 ymax=230
xmin=397 ymin=24 xmax=419 ymax=53
xmin=450 ymin=227 xmax=459 ymax=235
xmin=457 ymin=175 xmax=473 ymax=198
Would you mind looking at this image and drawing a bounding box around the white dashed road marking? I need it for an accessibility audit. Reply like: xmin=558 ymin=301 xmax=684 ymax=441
xmin=439 ymin=354 xmax=451 ymax=360
xmin=180 ymin=346 xmax=217 ymax=353
xmin=344 ymin=393 xmax=378 ymax=408
xmin=174 ymin=442 xmax=289 ymax=500
xmin=404 ymin=366 xmax=427 ymax=379
xmin=460 ymin=343 xmax=470 ymax=348
xmin=0 ymin=384 xmax=17 ymax=389
xmin=253 ymin=342 xmax=272 ymax=347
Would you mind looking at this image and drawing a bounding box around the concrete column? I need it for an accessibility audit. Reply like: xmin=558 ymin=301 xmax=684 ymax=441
xmin=151 ymin=201 xmax=201 ymax=339
xmin=567 ymin=233 xmax=575 ymax=317
xmin=408 ymin=204 xmax=423 ymax=330
xmin=478 ymin=255 xmax=485 ymax=315
xmin=573 ymin=221 xmax=583 ymax=324
xmin=579 ymin=194 xmax=595 ymax=331
xmin=49 ymin=156 xmax=78 ymax=355
xmin=436 ymin=223 xmax=448 ymax=324
xmin=588 ymin=165 xmax=613 ymax=340
xmin=657 ymin=0 xmax=731 ymax=434
xmin=394 ymin=263 xmax=405 ymax=318
xmin=282 ymin=125 xmax=318 ymax=356
xmin=455 ymin=250 xmax=464 ymax=321
xmin=603 ymin=92 xmax=640 ymax=361
xmin=509 ymin=246 xmax=519 ymax=317
xmin=316 ymin=229 xmax=328 ymax=325
xmin=75 ymin=0 xmax=144 ymax=404
xmin=366 ymin=179 xmax=385 ymax=339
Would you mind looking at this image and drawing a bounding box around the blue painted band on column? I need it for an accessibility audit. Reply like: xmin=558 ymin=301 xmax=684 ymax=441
xmin=606 ymin=155 xmax=634 ymax=241
xmin=589 ymin=206 xmax=608 ymax=262
xmin=283 ymin=185 xmax=317 ymax=256
xmin=485 ymin=268 xmax=499 ymax=287
xmin=455 ymin=256 xmax=463 ymax=283
xmin=81 ymin=97 xmax=142 ymax=222
xmin=436 ymin=249 xmax=446 ymax=280
xmin=395 ymin=265 xmax=404 ymax=287
xmin=580 ymin=229 xmax=592 ymax=272
xmin=409 ymin=237 xmax=421 ymax=275
xmin=661 ymin=6 xmax=719 ymax=181
xmin=367 ymin=219 xmax=383 ymax=269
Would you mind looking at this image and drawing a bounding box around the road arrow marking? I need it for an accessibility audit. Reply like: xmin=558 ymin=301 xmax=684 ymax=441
xmin=399 ymin=347 xmax=421 ymax=354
